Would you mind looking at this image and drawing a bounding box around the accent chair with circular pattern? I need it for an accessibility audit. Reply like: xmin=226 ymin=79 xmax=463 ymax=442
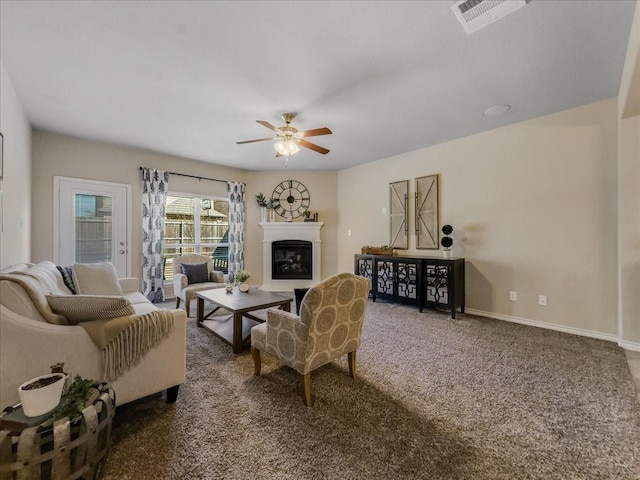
xmin=250 ymin=272 xmax=369 ymax=406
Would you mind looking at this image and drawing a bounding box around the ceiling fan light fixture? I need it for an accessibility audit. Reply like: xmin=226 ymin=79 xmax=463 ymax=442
xmin=238 ymin=113 xmax=330 ymax=156
xmin=274 ymin=140 xmax=300 ymax=156
xmin=289 ymin=143 xmax=300 ymax=155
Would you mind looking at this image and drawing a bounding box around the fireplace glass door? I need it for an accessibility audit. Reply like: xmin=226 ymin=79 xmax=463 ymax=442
xmin=272 ymin=240 xmax=312 ymax=280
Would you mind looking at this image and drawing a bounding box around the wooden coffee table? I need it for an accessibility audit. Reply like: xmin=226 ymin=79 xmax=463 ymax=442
xmin=196 ymin=288 xmax=292 ymax=354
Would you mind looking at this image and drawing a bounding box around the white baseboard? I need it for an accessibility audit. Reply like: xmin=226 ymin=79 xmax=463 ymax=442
xmin=465 ymin=308 xmax=620 ymax=344
xmin=619 ymin=340 xmax=640 ymax=352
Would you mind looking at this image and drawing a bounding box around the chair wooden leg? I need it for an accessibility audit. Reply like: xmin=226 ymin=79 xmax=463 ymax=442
xmin=251 ymin=347 xmax=262 ymax=376
xmin=176 ymin=297 xmax=181 ymax=309
xmin=348 ymin=351 xmax=357 ymax=379
xmin=185 ymin=300 xmax=190 ymax=317
xmin=302 ymin=372 xmax=312 ymax=407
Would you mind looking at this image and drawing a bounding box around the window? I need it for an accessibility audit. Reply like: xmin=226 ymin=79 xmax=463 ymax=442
xmin=163 ymin=194 xmax=229 ymax=281
xmin=75 ymin=194 xmax=113 ymax=264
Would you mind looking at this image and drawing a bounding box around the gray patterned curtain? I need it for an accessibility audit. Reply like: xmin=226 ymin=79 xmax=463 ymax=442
xmin=141 ymin=168 xmax=169 ymax=302
xmin=227 ymin=182 xmax=246 ymax=282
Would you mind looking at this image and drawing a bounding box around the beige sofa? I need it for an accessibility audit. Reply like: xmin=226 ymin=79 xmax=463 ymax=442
xmin=0 ymin=261 xmax=187 ymax=409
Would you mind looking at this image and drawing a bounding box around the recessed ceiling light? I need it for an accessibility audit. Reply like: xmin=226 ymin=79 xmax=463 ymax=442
xmin=483 ymin=104 xmax=511 ymax=117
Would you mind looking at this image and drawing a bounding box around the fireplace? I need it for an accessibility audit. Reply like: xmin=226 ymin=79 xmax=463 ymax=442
xmin=260 ymin=222 xmax=323 ymax=291
xmin=272 ymin=240 xmax=312 ymax=280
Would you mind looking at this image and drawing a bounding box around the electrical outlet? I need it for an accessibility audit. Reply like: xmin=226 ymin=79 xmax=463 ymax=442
xmin=509 ymin=291 xmax=517 ymax=301
xmin=538 ymin=295 xmax=547 ymax=306
xmin=347 ymin=229 xmax=352 ymax=236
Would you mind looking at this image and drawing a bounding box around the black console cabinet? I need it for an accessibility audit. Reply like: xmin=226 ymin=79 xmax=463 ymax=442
xmin=354 ymin=254 xmax=465 ymax=319
xmin=374 ymin=256 xmax=423 ymax=310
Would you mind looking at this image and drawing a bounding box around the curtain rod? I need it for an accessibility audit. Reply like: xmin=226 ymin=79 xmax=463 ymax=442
xmin=139 ymin=167 xmax=227 ymax=184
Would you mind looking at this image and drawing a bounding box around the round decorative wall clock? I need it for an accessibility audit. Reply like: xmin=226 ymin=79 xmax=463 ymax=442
xmin=271 ymin=180 xmax=310 ymax=219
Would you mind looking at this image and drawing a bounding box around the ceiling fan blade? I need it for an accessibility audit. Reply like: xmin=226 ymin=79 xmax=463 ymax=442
xmin=236 ymin=137 xmax=274 ymax=144
xmin=257 ymin=120 xmax=281 ymax=133
xmin=299 ymin=139 xmax=330 ymax=155
xmin=300 ymin=127 xmax=332 ymax=138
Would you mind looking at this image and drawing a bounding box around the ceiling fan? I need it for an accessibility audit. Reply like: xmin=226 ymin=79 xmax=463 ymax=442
xmin=236 ymin=113 xmax=332 ymax=157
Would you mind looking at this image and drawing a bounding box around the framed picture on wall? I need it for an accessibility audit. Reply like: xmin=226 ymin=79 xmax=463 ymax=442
xmin=415 ymin=174 xmax=439 ymax=249
xmin=389 ymin=180 xmax=408 ymax=249
xmin=0 ymin=132 xmax=3 ymax=180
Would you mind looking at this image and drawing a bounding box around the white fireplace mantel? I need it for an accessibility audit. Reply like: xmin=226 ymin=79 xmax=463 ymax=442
xmin=259 ymin=222 xmax=324 ymax=291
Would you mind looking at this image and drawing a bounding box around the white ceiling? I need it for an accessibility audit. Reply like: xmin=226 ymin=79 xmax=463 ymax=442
xmin=0 ymin=1 xmax=635 ymax=171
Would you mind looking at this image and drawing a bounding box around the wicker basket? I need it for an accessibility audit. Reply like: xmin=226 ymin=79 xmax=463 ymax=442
xmin=361 ymin=247 xmax=394 ymax=255
xmin=0 ymin=385 xmax=115 ymax=480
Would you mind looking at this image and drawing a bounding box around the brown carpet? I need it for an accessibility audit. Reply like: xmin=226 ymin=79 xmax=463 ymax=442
xmin=103 ymin=301 xmax=640 ymax=479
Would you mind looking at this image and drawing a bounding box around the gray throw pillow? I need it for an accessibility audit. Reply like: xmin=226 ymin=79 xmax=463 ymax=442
xmin=46 ymin=295 xmax=135 ymax=325
xmin=181 ymin=262 xmax=209 ymax=284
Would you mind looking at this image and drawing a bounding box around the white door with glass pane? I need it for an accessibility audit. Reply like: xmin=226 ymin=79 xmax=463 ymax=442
xmin=54 ymin=177 xmax=131 ymax=277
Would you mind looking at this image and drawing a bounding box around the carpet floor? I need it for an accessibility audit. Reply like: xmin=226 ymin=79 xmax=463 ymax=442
xmin=103 ymin=301 xmax=640 ymax=479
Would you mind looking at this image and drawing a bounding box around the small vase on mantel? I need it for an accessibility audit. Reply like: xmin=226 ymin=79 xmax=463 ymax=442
xmin=268 ymin=209 xmax=275 ymax=222
xmin=260 ymin=207 xmax=267 ymax=223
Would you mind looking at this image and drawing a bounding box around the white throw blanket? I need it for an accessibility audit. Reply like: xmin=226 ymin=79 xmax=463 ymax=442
xmin=0 ymin=272 xmax=68 ymax=324
xmin=80 ymin=310 xmax=175 ymax=381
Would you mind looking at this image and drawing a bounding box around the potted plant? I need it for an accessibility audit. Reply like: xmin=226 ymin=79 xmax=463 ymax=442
xmin=302 ymin=210 xmax=312 ymax=222
xmin=441 ymin=225 xmax=454 ymax=258
xmin=255 ymin=193 xmax=276 ymax=222
xmin=267 ymin=199 xmax=277 ymax=221
xmin=19 ymin=372 xmax=67 ymax=417
xmin=255 ymin=193 xmax=269 ymax=222
xmin=235 ymin=269 xmax=251 ymax=292
xmin=52 ymin=375 xmax=101 ymax=423
xmin=6 ymin=368 xmax=113 ymax=479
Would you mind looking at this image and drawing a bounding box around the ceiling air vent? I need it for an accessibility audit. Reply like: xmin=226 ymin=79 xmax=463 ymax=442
xmin=451 ymin=0 xmax=527 ymax=35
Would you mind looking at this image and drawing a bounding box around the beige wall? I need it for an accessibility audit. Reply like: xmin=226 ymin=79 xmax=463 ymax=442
xmin=618 ymin=116 xmax=640 ymax=346
xmin=31 ymin=130 xmax=247 ymax=281
xmin=0 ymin=62 xmax=32 ymax=269
xmin=338 ymin=98 xmax=619 ymax=339
xmin=7 ymin=8 xmax=638 ymax=346
xmin=617 ymin=0 xmax=640 ymax=348
xmin=243 ymin=170 xmax=339 ymax=286
xmin=30 ymin=131 xmax=338 ymax=290
xmin=619 ymin=1 xmax=640 ymax=119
